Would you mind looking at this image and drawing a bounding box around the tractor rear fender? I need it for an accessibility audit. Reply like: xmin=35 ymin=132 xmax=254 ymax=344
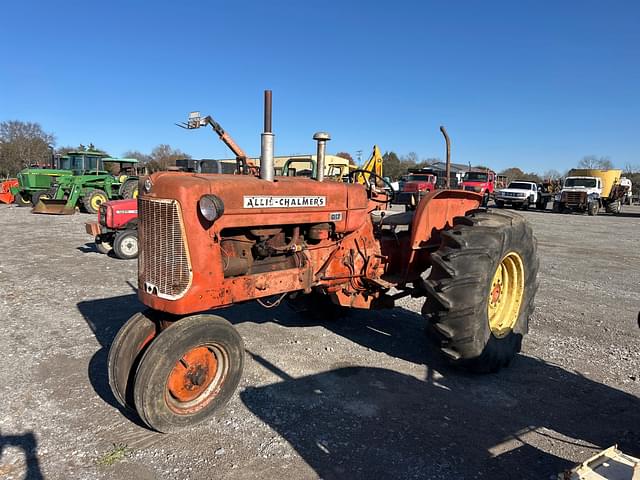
xmin=409 ymin=189 xmax=482 ymax=250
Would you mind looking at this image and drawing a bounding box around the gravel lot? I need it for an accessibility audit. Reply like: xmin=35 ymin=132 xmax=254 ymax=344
xmin=0 ymin=202 xmax=638 ymax=480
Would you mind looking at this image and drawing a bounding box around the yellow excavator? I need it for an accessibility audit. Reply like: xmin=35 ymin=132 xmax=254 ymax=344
xmin=352 ymin=145 xmax=384 ymax=185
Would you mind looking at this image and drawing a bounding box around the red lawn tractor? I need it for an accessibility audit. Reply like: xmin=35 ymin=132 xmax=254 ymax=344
xmin=85 ymin=198 xmax=138 ymax=259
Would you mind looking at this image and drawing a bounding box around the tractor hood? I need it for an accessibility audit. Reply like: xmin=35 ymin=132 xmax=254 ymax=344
xmin=142 ymin=172 xmax=370 ymax=233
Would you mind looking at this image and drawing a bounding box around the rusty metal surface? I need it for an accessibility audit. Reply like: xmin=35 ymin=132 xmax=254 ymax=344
xmin=409 ymin=189 xmax=482 ymax=250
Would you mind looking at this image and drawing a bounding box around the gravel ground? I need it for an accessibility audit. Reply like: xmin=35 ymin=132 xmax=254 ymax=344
xmin=0 ymin=202 xmax=638 ymax=480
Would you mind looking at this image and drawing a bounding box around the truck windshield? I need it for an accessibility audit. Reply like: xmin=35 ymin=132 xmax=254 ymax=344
xmin=507 ymin=182 xmax=533 ymax=190
xmin=463 ymin=172 xmax=488 ymax=182
xmin=565 ymin=178 xmax=596 ymax=188
xmin=406 ymin=175 xmax=433 ymax=182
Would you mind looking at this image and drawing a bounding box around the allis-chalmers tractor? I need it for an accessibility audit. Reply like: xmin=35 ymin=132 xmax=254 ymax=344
xmin=109 ymin=91 xmax=539 ymax=432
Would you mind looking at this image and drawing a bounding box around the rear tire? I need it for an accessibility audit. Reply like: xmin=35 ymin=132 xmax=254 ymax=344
xmin=605 ymin=200 xmax=621 ymax=214
xmin=13 ymin=192 xmax=32 ymax=207
xmin=133 ymin=315 xmax=244 ymax=432
xmin=113 ymin=230 xmax=138 ymax=259
xmin=120 ymin=179 xmax=139 ymax=199
xmin=83 ymin=189 xmax=109 ymax=214
xmin=421 ymin=209 xmax=539 ymax=373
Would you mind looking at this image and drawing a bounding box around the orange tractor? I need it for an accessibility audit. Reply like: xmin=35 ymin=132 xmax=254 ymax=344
xmin=109 ymin=91 xmax=539 ymax=432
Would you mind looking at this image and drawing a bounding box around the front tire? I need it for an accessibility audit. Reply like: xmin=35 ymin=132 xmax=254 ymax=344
xmin=108 ymin=312 xmax=158 ymax=410
xmin=95 ymin=235 xmax=112 ymax=254
xmin=422 ymin=209 xmax=539 ymax=372
xmin=13 ymin=192 xmax=32 ymax=207
xmin=133 ymin=315 xmax=244 ymax=432
xmin=113 ymin=230 xmax=138 ymax=259
xmin=587 ymin=201 xmax=599 ymax=216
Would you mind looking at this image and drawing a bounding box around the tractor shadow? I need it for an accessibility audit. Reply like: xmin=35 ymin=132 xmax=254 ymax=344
xmin=77 ymin=294 xmax=640 ymax=479
xmin=77 ymin=293 xmax=144 ymax=421
xmin=241 ymin=347 xmax=640 ymax=480
xmin=0 ymin=431 xmax=44 ymax=480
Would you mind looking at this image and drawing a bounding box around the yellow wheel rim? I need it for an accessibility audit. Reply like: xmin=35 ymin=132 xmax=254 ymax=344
xmin=132 ymin=186 xmax=139 ymax=199
xmin=487 ymin=251 xmax=525 ymax=338
xmin=91 ymin=194 xmax=107 ymax=210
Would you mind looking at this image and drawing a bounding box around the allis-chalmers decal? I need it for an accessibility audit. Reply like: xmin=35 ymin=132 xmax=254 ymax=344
xmin=243 ymin=196 xmax=327 ymax=208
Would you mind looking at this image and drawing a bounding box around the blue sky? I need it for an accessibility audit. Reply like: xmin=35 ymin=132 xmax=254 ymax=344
xmin=1 ymin=1 xmax=638 ymax=173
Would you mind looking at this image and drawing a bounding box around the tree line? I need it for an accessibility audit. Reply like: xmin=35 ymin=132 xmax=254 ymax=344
xmin=0 ymin=120 xmax=190 ymax=177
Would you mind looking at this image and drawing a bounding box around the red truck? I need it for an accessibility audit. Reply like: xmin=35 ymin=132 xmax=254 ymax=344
xmin=395 ymin=169 xmax=437 ymax=209
xmin=460 ymin=169 xmax=497 ymax=206
xmin=85 ymin=198 xmax=138 ymax=259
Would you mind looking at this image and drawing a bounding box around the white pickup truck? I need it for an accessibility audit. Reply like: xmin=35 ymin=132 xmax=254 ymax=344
xmin=494 ymin=180 xmax=541 ymax=210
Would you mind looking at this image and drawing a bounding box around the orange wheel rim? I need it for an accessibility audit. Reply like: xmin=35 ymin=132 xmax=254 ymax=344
xmin=167 ymin=346 xmax=218 ymax=403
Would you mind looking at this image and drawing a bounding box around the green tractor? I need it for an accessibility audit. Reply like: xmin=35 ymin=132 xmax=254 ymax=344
xmin=32 ymin=154 xmax=140 ymax=215
xmin=10 ymin=155 xmax=74 ymax=207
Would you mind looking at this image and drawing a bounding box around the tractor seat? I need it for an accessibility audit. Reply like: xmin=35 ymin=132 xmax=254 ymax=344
xmin=380 ymin=210 xmax=415 ymax=226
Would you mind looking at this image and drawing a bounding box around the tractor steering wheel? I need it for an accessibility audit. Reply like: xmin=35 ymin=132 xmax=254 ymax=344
xmin=348 ymin=169 xmax=395 ymax=204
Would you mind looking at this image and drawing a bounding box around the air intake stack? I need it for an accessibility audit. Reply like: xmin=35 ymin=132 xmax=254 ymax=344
xmin=313 ymin=132 xmax=331 ymax=182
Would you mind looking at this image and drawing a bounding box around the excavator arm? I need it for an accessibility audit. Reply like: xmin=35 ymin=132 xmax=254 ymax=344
xmin=356 ymin=145 xmax=384 ymax=185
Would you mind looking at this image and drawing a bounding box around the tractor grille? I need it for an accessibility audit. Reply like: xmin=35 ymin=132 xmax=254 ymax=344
xmin=139 ymin=198 xmax=192 ymax=299
xmin=564 ymin=191 xmax=585 ymax=204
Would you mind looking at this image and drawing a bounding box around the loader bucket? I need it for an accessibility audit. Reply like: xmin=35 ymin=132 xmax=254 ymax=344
xmin=32 ymin=199 xmax=77 ymax=215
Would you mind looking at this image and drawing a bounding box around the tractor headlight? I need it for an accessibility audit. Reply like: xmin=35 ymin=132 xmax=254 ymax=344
xmin=143 ymin=178 xmax=153 ymax=193
xmin=198 ymin=194 xmax=224 ymax=222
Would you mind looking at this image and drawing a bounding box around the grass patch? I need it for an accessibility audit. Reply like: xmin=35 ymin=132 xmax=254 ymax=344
xmin=96 ymin=443 xmax=130 ymax=467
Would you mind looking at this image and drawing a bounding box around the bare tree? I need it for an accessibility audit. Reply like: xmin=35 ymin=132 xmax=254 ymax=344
xmin=148 ymin=144 xmax=191 ymax=172
xmin=123 ymin=150 xmax=152 ymax=164
xmin=578 ymin=155 xmax=613 ymax=169
xmin=542 ymin=169 xmax=562 ymax=180
xmin=0 ymin=120 xmax=55 ymax=176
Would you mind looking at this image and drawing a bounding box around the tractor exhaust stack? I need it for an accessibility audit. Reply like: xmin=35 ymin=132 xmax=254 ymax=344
xmin=440 ymin=126 xmax=451 ymax=189
xmin=313 ymin=132 xmax=331 ymax=182
xmin=260 ymin=90 xmax=275 ymax=182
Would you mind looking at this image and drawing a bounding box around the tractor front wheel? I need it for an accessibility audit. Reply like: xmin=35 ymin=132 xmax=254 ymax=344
xmin=95 ymin=235 xmax=113 ymax=254
xmin=31 ymin=190 xmax=53 ymax=206
xmin=421 ymin=209 xmax=539 ymax=372
xmin=83 ymin=189 xmax=109 ymax=214
xmin=113 ymin=230 xmax=138 ymax=259
xmin=133 ymin=315 xmax=244 ymax=432
xmin=108 ymin=311 xmax=158 ymax=410
xmin=13 ymin=192 xmax=32 ymax=207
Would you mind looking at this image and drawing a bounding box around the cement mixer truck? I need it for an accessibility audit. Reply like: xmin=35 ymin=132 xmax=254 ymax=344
xmin=552 ymin=169 xmax=630 ymax=215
